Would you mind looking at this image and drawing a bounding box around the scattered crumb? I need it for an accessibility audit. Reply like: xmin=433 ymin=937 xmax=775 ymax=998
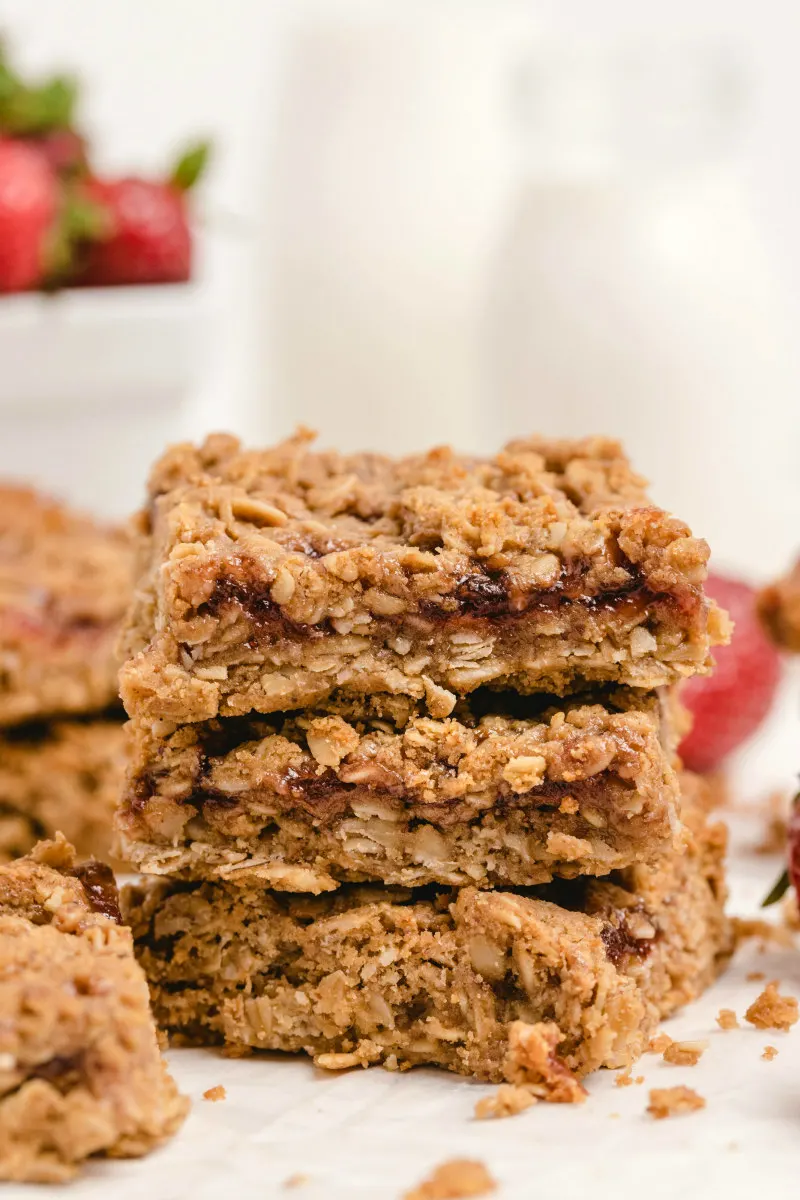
xmin=635 ymin=1076 xmax=644 ymax=1085
xmin=615 ymin=1068 xmax=634 ymax=1088
xmin=283 ymin=1175 xmax=308 ymax=1191
xmin=503 ymin=1021 xmax=587 ymax=1103
xmin=203 ymin=1085 xmax=226 ymax=1102
xmin=663 ymin=1040 xmax=708 ymax=1067
xmin=716 ymin=1008 xmax=739 ymax=1030
xmin=647 ymin=1086 xmax=706 ymax=1120
xmin=745 ymin=981 xmax=799 ymax=1031
xmin=647 ymin=1033 xmax=673 ymax=1054
xmin=762 ymin=1045 xmax=779 ymax=1061
xmin=474 ymin=1084 xmax=536 ymax=1120
xmin=314 ymin=1051 xmax=363 ymax=1071
xmin=610 ymin=1112 xmax=620 ymax=1119
xmin=403 ymin=1159 xmax=496 ymax=1200
xmin=732 ymin=917 xmax=795 ymax=950
xmin=746 ymin=971 xmax=765 ymax=982
xmin=754 ymin=789 xmax=789 ymax=855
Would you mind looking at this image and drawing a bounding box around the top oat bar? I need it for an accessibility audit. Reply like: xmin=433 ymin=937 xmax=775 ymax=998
xmin=119 ymin=431 xmax=729 ymax=722
xmin=0 ymin=487 xmax=132 ymax=725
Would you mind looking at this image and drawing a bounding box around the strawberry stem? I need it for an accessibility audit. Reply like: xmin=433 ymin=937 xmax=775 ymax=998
xmin=762 ymin=869 xmax=790 ymax=908
xmin=169 ymin=140 xmax=211 ymax=191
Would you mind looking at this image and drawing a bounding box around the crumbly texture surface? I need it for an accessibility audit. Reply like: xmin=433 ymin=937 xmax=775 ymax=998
xmin=117 ymin=688 xmax=680 ymax=892
xmin=0 ymin=837 xmax=187 ymax=1182
xmin=716 ymin=1009 xmax=739 ymax=1030
xmin=662 ymin=1040 xmax=705 ymax=1066
xmin=647 ymin=1086 xmax=705 ymax=1119
xmin=758 ymin=561 xmax=800 ymax=652
xmin=474 ymin=1084 xmax=537 ymax=1120
xmin=0 ymin=486 xmax=132 ymax=725
xmin=125 ymin=780 xmax=730 ymax=1083
xmin=404 ymin=1159 xmax=496 ymax=1200
xmin=0 ymin=717 xmax=125 ymax=864
xmin=118 ymin=432 xmax=728 ymax=723
xmin=744 ymin=981 xmax=799 ymax=1031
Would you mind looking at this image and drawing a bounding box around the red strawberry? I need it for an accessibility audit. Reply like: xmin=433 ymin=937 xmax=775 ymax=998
xmin=25 ymin=128 xmax=88 ymax=178
xmin=679 ymin=573 xmax=782 ymax=773
xmin=0 ymin=138 xmax=57 ymax=292
xmin=79 ymin=142 xmax=208 ymax=287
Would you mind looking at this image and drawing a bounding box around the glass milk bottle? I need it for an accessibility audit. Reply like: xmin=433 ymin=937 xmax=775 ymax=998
xmin=487 ymin=44 xmax=800 ymax=578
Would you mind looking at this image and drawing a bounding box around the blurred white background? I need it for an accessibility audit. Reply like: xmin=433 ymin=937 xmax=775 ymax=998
xmin=0 ymin=0 xmax=798 ymax=575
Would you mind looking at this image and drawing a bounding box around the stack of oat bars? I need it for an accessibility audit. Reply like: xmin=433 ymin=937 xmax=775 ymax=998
xmin=118 ymin=431 xmax=733 ymax=1092
xmin=0 ymin=487 xmax=131 ymax=862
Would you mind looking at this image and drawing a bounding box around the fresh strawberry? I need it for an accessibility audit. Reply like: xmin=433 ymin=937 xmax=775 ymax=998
xmin=24 ymin=128 xmax=88 ymax=178
xmin=0 ymin=138 xmax=58 ymax=291
xmin=679 ymin=573 xmax=781 ymax=773
xmin=78 ymin=142 xmax=208 ymax=287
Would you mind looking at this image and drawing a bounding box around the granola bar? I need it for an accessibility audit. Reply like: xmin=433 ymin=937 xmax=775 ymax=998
xmin=116 ymin=689 xmax=680 ymax=892
xmin=0 ymin=836 xmax=187 ymax=1182
xmin=0 ymin=717 xmax=125 ymax=863
xmin=125 ymin=776 xmax=730 ymax=1082
xmin=0 ymin=486 xmax=132 ymax=725
xmin=118 ymin=432 xmax=728 ymax=722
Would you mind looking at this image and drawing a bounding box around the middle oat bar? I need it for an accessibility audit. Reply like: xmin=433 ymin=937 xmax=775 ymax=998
xmin=117 ymin=688 xmax=681 ymax=892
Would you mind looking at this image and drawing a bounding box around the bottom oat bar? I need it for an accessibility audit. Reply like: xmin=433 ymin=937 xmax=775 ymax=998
xmin=0 ymin=717 xmax=125 ymax=864
xmin=125 ymin=775 xmax=730 ymax=1083
xmin=0 ymin=836 xmax=187 ymax=1183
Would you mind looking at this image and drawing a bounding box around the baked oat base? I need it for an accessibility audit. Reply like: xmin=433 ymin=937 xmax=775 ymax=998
xmin=125 ymin=780 xmax=730 ymax=1083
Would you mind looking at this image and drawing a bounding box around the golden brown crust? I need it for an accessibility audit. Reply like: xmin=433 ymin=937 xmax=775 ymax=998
xmin=124 ymin=779 xmax=730 ymax=1083
xmin=119 ymin=432 xmax=727 ymax=722
xmin=0 ymin=486 xmax=132 ymax=724
xmin=0 ymin=838 xmax=187 ymax=1182
xmin=116 ymin=689 xmax=681 ymax=891
xmin=0 ymin=718 xmax=125 ymax=863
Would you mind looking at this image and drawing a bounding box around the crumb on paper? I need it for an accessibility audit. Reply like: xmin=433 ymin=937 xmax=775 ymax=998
xmin=203 ymin=1085 xmax=226 ymax=1102
xmin=474 ymin=1084 xmax=536 ymax=1120
xmin=403 ymin=1159 xmax=496 ymax=1200
xmin=503 ymin=1021 xmax=586 ymax=1104
xmin=314 ymin=1051 xmax=363 ymax=1071
xmin=762 ymin=1045 xmax=779 ymax=1061
xmin=716 ymin=1008 xmax=739 ymax=1031
xmin=610 ymin=1112 xmax=620 ymax=1119
xmin=663 ymin=1040 xmax=707 ymax=1067
xmin=647 ymin=1086 xmax=706 ymax=1120
xmin=647 ymin=1033 xmax=673 ymax=1053
xmin=746 ymin=971 xmax=765 ymax=982
xmin=283 ymin=1175 xmax=308 ymax=1191
xmin=745 ymin=981 xmax=799 ymax=1031
xmin=615 ymin=1068 xmax=634 ymax=1088
xmin=732 ymin=917 xmax=795 ymax=951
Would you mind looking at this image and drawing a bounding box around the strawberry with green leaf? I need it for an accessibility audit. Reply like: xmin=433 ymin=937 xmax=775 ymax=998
xmin=78 ymin=142 xmax=210 ymax=286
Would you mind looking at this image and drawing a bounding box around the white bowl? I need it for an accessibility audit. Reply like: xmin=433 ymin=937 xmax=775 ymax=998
xmin=0 ymin=281 xmax=212 ymax=518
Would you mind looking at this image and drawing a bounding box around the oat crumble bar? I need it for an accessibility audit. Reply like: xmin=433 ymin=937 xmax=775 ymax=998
xmin=0 ymin=717 xmax=125 ymax=863
xmin=117 ymin=688 xmax=681 ymax=892
xmin=124 ymin=781 xmax=730 ymax=1082
xmin=0 ymin=836 xmax=187 ymax=1182
xmin=118 ymin=432 xmax=728 ymax=723
xmin=0 ymin=486 xmax=132 ymax=725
